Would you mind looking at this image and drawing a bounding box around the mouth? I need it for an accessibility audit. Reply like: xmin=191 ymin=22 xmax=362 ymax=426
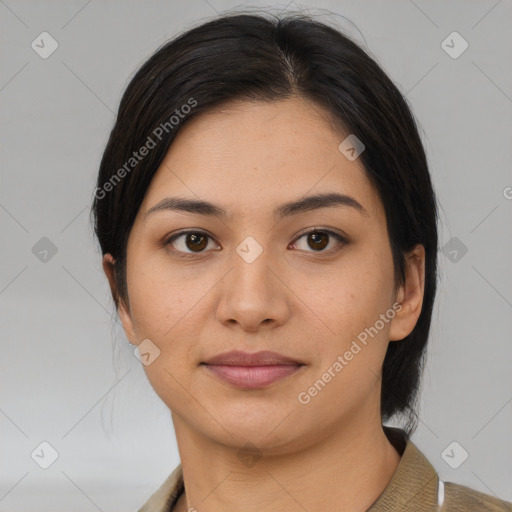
xmin=201 ymin=364 xmax=304 ymax=389
xmin=201 ymin=350 xmax=306 ymax=389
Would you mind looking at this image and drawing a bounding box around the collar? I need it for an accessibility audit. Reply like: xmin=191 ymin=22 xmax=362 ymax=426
xmin=368 ymin=426 xmax=441 ymax=510
xmin=137 ymin=426 xmax=441 ymax=512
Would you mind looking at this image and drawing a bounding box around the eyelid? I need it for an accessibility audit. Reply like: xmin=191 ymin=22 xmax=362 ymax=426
xmin=164 ymin=226 xmax=348 ymax=257
xmin=163 ymin=228 xmax=220 ymax=258
xmin=292 ymin=226 xmax=349 ymax=243
xmin=290 ymin=226 xmax=348 ymax=254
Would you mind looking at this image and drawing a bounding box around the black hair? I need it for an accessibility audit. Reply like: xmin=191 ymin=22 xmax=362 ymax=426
xmin=91 ymin=11 xmax=439 ymax=436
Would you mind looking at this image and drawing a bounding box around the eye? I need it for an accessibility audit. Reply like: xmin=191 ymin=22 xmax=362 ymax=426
xmin=290 ymin=228 xmax=347 ymax=254
xmin=164 ymin=227 xmax=348 ymax=258
xmin=164 ymin=230 xmax=219 ymax=258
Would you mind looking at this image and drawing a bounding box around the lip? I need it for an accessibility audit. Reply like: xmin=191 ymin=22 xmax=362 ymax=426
xmin=201 ymin=350 xmax=305 ymax=389
xmin=202 ymin=350 xmax=304 ymax=366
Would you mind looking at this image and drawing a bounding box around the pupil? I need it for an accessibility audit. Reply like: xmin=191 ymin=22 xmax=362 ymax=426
xmin=309 ymin=232 xmax=328 ymax=250
xmin=187 ymin=233 xmax=207 ymax=251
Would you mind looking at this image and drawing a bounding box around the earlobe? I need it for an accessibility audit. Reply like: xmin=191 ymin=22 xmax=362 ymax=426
xmin=388 ymin=244 xmax=426 ymax=342
xmin=102 ymin=253 xmax=138 ymax=345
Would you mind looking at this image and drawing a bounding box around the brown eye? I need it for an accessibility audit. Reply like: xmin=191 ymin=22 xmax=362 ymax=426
xmin=292 ymin=229 xmax=347 ymax=254
xmin=184 ymin=233 xmax=208 ymax=252
xmin=307 ymin=232 xmax=329 ymax=251
xmin=165 ymin=230 xmax=217 ymax=256
xmin=165 ymin=228 xmax=347 ymax=258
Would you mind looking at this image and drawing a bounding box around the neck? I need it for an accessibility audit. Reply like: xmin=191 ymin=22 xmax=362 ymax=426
xmin=171 ymin=412 xmax=401 ymax=512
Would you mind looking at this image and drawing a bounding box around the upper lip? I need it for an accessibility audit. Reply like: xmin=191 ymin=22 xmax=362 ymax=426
xmin=202 ymin=350 xmax=304 ymax=366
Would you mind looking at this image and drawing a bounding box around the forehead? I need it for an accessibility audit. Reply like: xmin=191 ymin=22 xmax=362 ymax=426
xmin=139 ymin=97 xmax=385 ymax=225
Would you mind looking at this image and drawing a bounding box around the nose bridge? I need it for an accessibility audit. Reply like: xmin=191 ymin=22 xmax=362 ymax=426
xmin=216 ymin=235 xmax=290 ymax=329
xmin=233 ymin=239 xmax=275 ymax=294
xmin=231 ymin=237 xmax=278 ymax=305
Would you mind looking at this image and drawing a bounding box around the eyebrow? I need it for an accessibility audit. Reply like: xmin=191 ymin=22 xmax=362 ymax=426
xmin=143 ymin=192 xmax=368 ymax=221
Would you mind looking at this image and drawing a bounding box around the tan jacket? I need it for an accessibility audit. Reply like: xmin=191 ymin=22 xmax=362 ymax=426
xmin=138 ymin=427 xmax=512 ymax=511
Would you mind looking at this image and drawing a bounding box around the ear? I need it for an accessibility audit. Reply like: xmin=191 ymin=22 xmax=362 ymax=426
xmin=388 ymin=244 xmax=425 ymax=342
xmin=102 ymin=253 xmax=137 ymax=345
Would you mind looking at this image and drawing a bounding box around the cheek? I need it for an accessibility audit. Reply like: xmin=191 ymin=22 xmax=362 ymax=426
xmin=125 ymin=255 xmax=214 ymax=354
xmin=300 ymin=267 xmax=394 ymax=413
xmin=325 ymin=255 xmax=390 ymax=316
xmin=124 ymin=247 xmax=181 ymax=332
xmin=309 ymin=251 xmax=394 ymax=357
xmin=126 ymin=266 xmax=203 ymax=404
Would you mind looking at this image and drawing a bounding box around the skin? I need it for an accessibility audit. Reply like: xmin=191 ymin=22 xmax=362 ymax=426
xmin=103 ymin=95 xmax=425 ymax=512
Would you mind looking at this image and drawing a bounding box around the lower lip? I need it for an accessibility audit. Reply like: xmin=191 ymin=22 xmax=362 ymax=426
xmin=203 ymin=364 xmax=303 ymax=389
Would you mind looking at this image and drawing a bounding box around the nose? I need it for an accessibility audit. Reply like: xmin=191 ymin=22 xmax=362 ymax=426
xmin=215 ymin=250 xmax=291 ymax=333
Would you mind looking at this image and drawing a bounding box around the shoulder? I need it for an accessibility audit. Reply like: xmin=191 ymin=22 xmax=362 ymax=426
xmin=137 ymin=464 xmax=184 ymax=512
xmin=443 ymin=481 xmax=512 ymax=511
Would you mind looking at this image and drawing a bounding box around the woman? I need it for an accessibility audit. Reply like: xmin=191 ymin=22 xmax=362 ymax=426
xmin=91 ymin=12 xmax=512 ymax=512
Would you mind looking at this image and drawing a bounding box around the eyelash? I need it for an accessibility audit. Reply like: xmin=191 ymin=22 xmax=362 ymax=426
xmin=163 ymin=227 xmax=348 ymax=259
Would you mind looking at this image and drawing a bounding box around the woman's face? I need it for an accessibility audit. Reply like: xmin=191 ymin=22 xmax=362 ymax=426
xmin=105 ymin=96 xmax=424 ymax=454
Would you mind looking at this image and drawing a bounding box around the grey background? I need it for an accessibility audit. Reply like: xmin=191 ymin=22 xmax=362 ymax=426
xmin=1 ymin=0 xmax=511 ymax=510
